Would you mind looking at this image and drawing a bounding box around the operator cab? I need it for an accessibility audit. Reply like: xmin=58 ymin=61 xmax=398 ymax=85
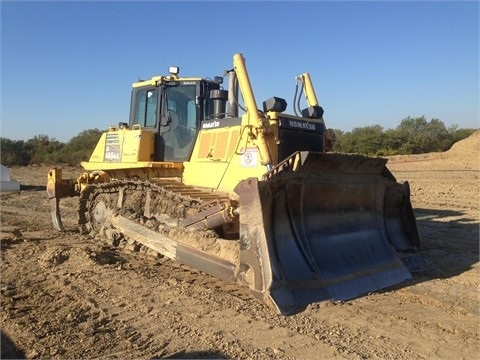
xmin=129 ymin=69 xmax=222 ymax=162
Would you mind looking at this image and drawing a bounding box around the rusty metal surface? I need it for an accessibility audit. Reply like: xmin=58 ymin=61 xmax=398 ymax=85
xmin=49 ymin=197 xmax=64 ymax=232
xmin=180 ymin=202 xmax=235 ymax=230
xmin=111 ymin=215 xmax=236 ymax=283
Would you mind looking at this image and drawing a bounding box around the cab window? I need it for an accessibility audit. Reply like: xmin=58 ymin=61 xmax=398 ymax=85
xmin=161 ymin=85 xmax=198 ymax=161
xmin=134 ymin=89 xmax=157 ymax=127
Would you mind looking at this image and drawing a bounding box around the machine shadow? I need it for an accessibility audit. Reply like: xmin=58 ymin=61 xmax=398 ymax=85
xmin=20 ymin=184 xmax=46 ymax=191
xmin=401 ymin=207 xmax=478 ymax=284
xmin=155 ymin=350 xmax=228 ymax=359
xmin=0 ymin=331 xmax=26 ymax=359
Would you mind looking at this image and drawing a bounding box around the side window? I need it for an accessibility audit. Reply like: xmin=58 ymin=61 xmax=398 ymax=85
xmin=134 ymin=89 xmax=157 ymax=127
xmin=187 ymin=101 xmax=196 ymax=130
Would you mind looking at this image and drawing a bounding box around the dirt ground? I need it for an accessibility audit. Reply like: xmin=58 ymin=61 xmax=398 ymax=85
xmin=1 ymin=132 xmax=479 ymax=359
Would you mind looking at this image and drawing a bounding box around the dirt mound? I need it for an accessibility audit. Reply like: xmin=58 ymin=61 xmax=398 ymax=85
xmin=442 ymin=130 xmax=480 ymax=170
xmin=449 ymin=129 xmax=480 ymax=150
xmin=388 ymin=130 xmax=480 ymax=171
xmin=447 ymin=129 xmax=480 ymax=156
xmin=387 ymin=130 xmax=479 ymax=211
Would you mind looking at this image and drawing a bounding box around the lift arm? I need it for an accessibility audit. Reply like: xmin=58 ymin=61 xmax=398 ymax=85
xmin=298 ymin=72 xmax=319 ymax=107
xmin=233 ymin=53 xmax=273 ymax=170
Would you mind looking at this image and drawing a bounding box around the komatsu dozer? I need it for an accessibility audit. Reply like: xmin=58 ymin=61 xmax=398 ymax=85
xmin=47 ymin=53 xmax=428 ymax=315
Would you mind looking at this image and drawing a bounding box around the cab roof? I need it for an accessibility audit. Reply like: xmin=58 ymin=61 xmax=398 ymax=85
xmin=132 ymin=75 xmax=206 ymax=88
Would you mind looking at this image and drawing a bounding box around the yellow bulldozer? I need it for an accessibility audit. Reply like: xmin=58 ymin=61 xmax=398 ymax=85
xmin=47 ymin=53 xmax=428 ymax=315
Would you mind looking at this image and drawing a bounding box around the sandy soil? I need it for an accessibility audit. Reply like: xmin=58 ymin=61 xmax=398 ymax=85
xmin=1 ymin=132 xmax=479 ymax=359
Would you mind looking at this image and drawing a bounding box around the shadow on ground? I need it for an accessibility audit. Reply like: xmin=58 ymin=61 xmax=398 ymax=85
xmin=155 ymin=350 xmax=228 ymax=359
xmin=412 ymin=207 xmax=479 ymax=279
xmin=20 ymin=184 xmax=46 ymax=191
xmin=1 ymin=331 xmax=26 ymax=359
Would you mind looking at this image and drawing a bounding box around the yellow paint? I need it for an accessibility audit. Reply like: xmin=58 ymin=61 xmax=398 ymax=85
xmin=183 ymin=112 xmax=277 ymax=192
xmin=132 ymin=76 xmax=204 ymax=88
xmin=300 ymin=73 xmax=319 ymax=107
xmin=86 ymin=127 xmax=155 ymax=165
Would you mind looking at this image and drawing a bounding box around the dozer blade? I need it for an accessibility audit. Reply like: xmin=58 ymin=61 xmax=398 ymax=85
xmin=235 ymin=152 xmax=424 ymax=315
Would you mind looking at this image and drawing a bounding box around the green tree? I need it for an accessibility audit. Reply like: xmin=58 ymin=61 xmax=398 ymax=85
xmin=26 ymin=135 xmax=65 ymax=165
xmin=448 ymin=125 xmax=476 ymax=145
xmin=395 ymin=116 xmax=428 ymax=153
xmin=59 ymin=129 xmax=102 ymax=165
xmin=335 ymin=131 xmax=355 ymax=153
xmin=422 ymin=118 xmax=452 ymax=152
xmin=334 ymin=125 xmax=385 ymax=156
xmin=330 ymin=129 xmax=344 ymax=152
xmin=0 ymin=138 xmax=31 ymax=165
xmin=353 ymin=125 xmax=385 ymax=155
xmin=383 ymin=128 xmax=403 ymax=155
xmin=394 ymin=116 xmax=454 ymax=154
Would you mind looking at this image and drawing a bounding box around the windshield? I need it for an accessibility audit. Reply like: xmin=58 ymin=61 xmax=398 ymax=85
xmin=161 ymin=84 xmax=198 ymax=161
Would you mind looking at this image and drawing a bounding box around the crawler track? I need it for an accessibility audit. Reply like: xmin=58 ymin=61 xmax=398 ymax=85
xmin=77 ymin=179 xmax=239 ymax=262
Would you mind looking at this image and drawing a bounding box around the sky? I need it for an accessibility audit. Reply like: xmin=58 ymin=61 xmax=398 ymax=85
xmin=1 ymin=0 xmax=479 ymax=142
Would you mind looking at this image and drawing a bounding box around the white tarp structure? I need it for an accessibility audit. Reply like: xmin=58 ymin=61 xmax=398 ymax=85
xmin=0 ymin=164 xmax=21 ymax=191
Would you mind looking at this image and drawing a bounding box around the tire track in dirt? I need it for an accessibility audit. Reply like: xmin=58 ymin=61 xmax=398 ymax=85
xmin=391 ymin=170 xmax=479 ymax=210
xmin=2 ymin=132 xmax=479 ymax=359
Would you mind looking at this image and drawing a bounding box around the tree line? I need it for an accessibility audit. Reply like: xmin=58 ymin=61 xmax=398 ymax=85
xmin=1 ymin=129 xmax=103 ymax=166
xmin=0 ymin=116 xmax=477 ymax=166
xmin=332 ymin=116 xmax=475 ymax=156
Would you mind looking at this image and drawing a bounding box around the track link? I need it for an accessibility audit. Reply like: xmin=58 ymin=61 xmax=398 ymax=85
xmin=77 ymin=179 xmax=239 ymax=263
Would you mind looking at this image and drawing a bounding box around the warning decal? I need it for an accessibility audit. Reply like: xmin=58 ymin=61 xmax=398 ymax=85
xmin=104 ymin=133 xmax=121 ymax=162
xmin=240 ymin=148 xmax=258 ymax=168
